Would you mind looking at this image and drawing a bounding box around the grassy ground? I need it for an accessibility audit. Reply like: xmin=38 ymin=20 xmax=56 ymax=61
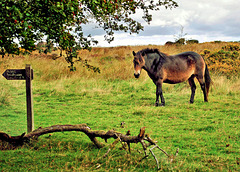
xmin=0 ymin=43 xmax=240 ymax=171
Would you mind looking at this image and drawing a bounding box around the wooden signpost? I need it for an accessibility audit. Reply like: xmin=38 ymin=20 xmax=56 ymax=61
xmin=2 ymin=64 xmax=34 ymax=133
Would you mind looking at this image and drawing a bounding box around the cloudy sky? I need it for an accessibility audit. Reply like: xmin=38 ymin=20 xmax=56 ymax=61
xmin=83 ymin=0 xmax=240 ymax=47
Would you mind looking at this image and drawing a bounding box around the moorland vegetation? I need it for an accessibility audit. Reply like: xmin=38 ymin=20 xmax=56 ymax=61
xmin=0 ymin=42 xmax=239 ymax=171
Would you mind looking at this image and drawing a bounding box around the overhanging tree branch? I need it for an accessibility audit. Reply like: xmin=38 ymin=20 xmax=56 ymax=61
xmin=0 ymin=0 xmax=178 ymax=70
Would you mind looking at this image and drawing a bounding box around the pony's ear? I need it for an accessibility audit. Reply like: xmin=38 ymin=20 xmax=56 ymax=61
xmin=132 ymin=51 xmax=136 ymax=56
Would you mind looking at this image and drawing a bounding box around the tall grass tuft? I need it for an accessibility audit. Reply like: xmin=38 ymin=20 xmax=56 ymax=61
xmin=0 ymin=89 xmax=11 ymax=106
xmin=211 ymin=75 xmax=240 ymax=95
xmin=0 ymin=80 xmax=12 ymax=106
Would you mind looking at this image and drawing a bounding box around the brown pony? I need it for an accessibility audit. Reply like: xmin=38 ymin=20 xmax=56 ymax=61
xmin=132 ymin=48 xmax=211 ymax=106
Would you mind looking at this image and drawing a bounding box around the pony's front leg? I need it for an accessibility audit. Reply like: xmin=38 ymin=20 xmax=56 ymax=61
xmin=188 ymin=76 xmax=196 ymax=104
xmin=155 ymin=82 xmax=165 ymax=106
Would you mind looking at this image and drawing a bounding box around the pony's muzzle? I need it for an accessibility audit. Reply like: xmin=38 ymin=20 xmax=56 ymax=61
xmin=134 ymin=73 xmax=140 ymax=78
xmin=134 ymin=68 xmax=141 ymax=78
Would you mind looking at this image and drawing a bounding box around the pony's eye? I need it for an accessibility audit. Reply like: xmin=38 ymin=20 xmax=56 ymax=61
xmin=133 ymin=60 xmax=139 ymax=65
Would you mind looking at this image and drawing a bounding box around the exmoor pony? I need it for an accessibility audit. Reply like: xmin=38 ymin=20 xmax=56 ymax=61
xmin=133 ymin=48 xmax=211 ymax=106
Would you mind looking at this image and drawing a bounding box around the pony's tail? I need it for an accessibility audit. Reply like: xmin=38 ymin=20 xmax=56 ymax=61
xmin=204 ymin=64 xmax=212 ymax=98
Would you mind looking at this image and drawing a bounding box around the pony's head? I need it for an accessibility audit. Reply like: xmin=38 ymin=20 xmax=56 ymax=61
xmin=132 ymin=51 xmax=146 ymax=78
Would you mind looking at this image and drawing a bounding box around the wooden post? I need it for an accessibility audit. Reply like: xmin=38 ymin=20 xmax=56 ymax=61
xmin=25 ymin=64 xmax=34 ymax=133
xmin=2 ymin=65 xmax=34 ymax=133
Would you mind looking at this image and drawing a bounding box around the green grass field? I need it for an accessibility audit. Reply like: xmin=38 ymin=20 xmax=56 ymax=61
xmin=0 ymin=44 xmax=240 ymax=171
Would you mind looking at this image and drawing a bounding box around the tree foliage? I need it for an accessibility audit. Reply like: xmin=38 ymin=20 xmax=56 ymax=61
xmin=0 ymin=0 xmax=178 ymax=70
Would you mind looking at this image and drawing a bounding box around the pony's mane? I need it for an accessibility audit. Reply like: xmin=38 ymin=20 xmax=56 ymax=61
xmin=139 ymin=48 xmax=168 ymax=59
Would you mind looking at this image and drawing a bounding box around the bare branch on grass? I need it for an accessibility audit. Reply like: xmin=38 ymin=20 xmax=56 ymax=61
xmin=0 ymin=124 xmax=179 ymax=169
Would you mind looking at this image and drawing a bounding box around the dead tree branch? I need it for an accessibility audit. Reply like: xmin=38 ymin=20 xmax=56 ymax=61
xmin=0 ymin=124 xmax=150 ymax=148
xmin=0 ymin=124 xmax=179 ymax=169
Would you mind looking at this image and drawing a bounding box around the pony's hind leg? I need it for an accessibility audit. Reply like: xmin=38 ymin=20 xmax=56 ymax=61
xmin=196 ymin=76 xmax=208 ymax=102
xmin=188 ymin=76 xmax=196 ymax=104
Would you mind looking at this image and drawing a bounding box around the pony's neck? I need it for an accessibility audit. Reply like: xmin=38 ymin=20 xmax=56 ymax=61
xmin=143 ymin=52 xmax=163 ymax=73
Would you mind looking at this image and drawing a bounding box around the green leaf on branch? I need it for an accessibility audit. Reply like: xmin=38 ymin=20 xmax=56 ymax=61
xmin=0 ymin=0 xmax=178 ymax=69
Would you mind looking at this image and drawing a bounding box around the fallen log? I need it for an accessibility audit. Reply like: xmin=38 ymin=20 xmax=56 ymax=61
xmin=0 ymin=132 xmax=26 ymax=146
xmin=0 ymin=124 xmax=179 ymax=170
xmin=1 ymin=124 xmax=151 ymax=148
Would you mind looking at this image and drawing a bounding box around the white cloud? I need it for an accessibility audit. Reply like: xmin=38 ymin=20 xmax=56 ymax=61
xmin=93 ymin=33 xmax=175 ymax=47
xmin=85 ymin=0 xmax=240 ymax=46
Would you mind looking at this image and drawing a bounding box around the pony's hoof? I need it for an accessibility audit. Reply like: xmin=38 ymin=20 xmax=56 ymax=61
xmin=155 ymin=102 xmax=165 ymax=106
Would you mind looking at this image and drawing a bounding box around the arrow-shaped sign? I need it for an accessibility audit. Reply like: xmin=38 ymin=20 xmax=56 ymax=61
xmin=2 ymin=69 xmax=33 ymax=80
xmin=2 ymin=69 xmax=26 ymax=80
